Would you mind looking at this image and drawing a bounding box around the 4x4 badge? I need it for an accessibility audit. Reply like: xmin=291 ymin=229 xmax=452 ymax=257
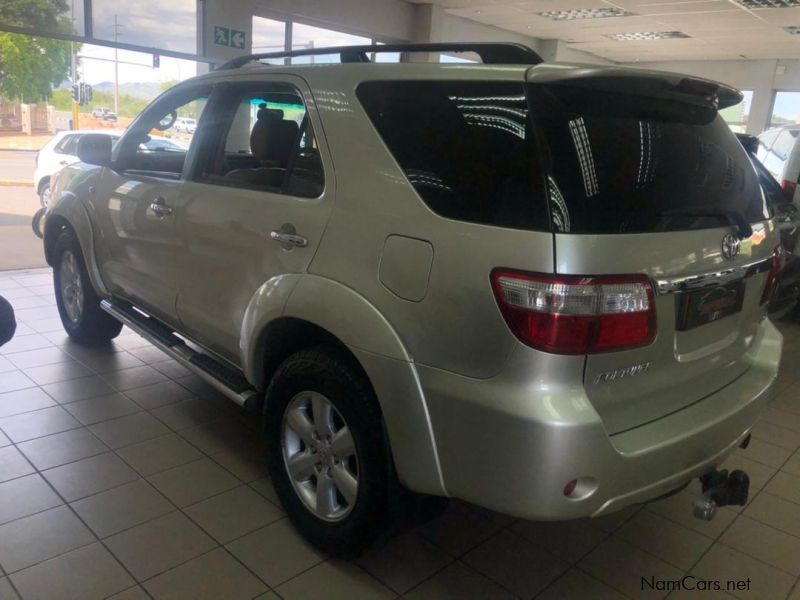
xmin=721 ymin=233 xmax=740 ymax=261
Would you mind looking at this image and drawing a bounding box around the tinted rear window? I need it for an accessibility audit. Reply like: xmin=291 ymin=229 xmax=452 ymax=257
xmin=532 ymin=85 xmax=769 ymax=234
xmin=357 ymin=81 xmax=549 ymax=231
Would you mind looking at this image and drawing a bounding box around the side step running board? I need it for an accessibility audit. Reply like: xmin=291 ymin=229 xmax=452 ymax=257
xmin=100 ymin=299 xmax=259 ymax=408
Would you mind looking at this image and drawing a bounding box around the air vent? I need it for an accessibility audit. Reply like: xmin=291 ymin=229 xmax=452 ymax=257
xmin=536 ymin=7 xmax=634 ymax=20
xmin=785 ymin=26 xmax=800 ymax=34
xmin=606 ymin=31 xmax=691 ymax=41
xmin=734 ymin=0 xmax=800 ymax=8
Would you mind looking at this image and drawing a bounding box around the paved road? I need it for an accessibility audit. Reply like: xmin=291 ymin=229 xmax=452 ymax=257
xmin=0 ymin=186 xmax=46 ymax=270
xmin=0 ymin=151 xmax=36 ymax=182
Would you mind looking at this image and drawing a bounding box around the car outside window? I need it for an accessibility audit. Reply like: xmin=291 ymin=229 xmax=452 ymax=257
xmin=54 ymin=135 xmax=79 ymax=155
xmin=195 ymin=84 xmax=324 ymax=198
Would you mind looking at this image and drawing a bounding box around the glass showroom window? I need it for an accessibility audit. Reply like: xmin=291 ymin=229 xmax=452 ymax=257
xmin=291 ymin=23 xmax=371 ymax=63
xmin=252 ymin=16 xmax=286 ymax=64
xmin=719 ymin=90 xmax=752 ymax=133
xmin=92 ymin=0 xmax=197 ymax=54
xmin=770 ymin=91 xmax=800 ymax=129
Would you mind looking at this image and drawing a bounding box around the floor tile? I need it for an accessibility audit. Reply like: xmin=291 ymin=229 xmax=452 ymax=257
xmin=226 ymin=519 xmax=324 ymax=586
xmin=4 ymin=347 xmax=70 ymax=370
xmin=63 ymin=392 xmax=141 ymax=425
xmin=751 ymin=420 xmax=800 ymax=451
xmin=0 ymin=356 xmax=15 ymax=374
xmin=9 ymin=542 xmax=134 ymax=600
xmin=143 ymin=547 xmax=266 ymax=600
xmin=107 ymin=586 xmax=150 ymax=600
xmin=0 ymin=372 xmax=36 ymax=395
xmin=89 ymin=411 xmax=171 ymax=449
xmin=462 ymin=530 xmax=568 ymax=598
xmin=0 ymin=387 xmax=56 ymax=419
xmin=116 ymin=433 xmax=203 ymax=476
xmin=761 ymin=406 xmax=800 ymax=433
xmin=0 ymin=578 xmax=19 ymax=599
xmin=43 ymin=452 xmax=139 ymax=501
xmin=358 ymin=533 xmax=453 ymax=595
xmin=105 ymin=511 xmax=216 ymax=581
xmin=150 ymin=359 xmax=192 ymax=380
xmin=0 ymin=474 xmax=62 ymax=525
xmin=744 ymin=492 xmax=800 ymax=538
xmin=150 ymin=398 xmax=221 ymax=431
xmin=71 ymin=479 xmax=173 ymax=538
xmin=184 ymin=485 xmax=283 ymax=544
xmin=580 ymin=537 xmax=683 ymax=599
xmin=720 ymin=515 xmax=800 ymax=576
xmin=763 ymin=470 xmax=800 ymax=504
xmin=21 ymin=318 xmax=63 ymax=334
xmin=0 ymin=334 xmax=52 ymax=356
xmin=692 ymin=543 xmax=795 ymax=600
xmin=0 ymin=505 xmax=95 ymax=573
xmin=277 ymin=559 xmax=394 ymax=600
xmin=404 ymin=560 xmax=515 ymax=600
xmin=148 ymin=458 xmax=240 ymax=507
xmin=537 ymin=569 xmax=627 ymax=600
xmin=73 ymin=351 xmax=145 ymax=374
xmin=102 ymin=365 xmax=168 ymax=392
xmin=178 ymin=419 xmax=258 ymax=456
xmin=415 ymin=501 xmax=502 ymax=557
xmin=615 ymin=511 xmax=713 ymax=571
xmin=124 ymin=380 xmax=194 ymax=411
xmin=735 ymin=437 xmax=793 ymax=469
xmin=250 ymin=477 xmax=280 ymax=505
xmin=126 ymin=345 xmax=170 ymax=364
xmin=0 ymin=406 xmax=80 ymax=443
xmin=0 ymin=447 xmax=34 ymax=483
xmin=22 ymin=360 xmax=93 ymax=385
xmin=511 ymin=518 xmax=608 ymax=563
xmin=210 ymin=447 xmax=269 ymax=483
xmin=784 ymin=451 xmax=800 ymax=477
xmin=0 ymin=430 xmax=9 ymax=448
xmin=41 ymin=374 xmax=116 ymax=404
xmin=17 ymin=428 xmax=108 ymax=471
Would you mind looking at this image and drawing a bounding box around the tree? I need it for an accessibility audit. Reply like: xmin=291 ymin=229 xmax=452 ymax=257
xmin=0 ymin=0 xmax=74 ymax=101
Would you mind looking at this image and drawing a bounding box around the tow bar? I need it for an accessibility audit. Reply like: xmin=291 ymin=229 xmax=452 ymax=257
xmin=692 ymin=435 xmax=752 ymax=521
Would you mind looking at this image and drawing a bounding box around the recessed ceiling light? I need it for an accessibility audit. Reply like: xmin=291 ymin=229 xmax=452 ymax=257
xmin=606 ymin=31 xmax=691 ymax=41
xmin=733 ymin=0 xmax=800 ymax=8
xmin=537 ymin=7 xmax=634 ymax=21
xmin=784 ymin=25 xmax=800 ymax=34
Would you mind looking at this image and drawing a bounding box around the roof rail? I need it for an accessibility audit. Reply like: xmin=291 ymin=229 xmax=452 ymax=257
xmin=216 ymin=42 xmax=543 ymax=70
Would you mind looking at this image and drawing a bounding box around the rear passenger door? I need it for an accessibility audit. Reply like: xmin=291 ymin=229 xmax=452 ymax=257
xmin=174 ymin=76 xmax=333 ymax=363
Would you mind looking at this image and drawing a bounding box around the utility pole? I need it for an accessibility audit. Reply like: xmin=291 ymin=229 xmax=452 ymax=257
xmin=71 ymin=44 xmax=79 ymax=131
xmin=113 ymin=14 xmax=121 ymax=115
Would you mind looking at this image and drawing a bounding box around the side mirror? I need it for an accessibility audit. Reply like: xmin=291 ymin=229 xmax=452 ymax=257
xmin=77 ymin=134 xmax=113 ymax=167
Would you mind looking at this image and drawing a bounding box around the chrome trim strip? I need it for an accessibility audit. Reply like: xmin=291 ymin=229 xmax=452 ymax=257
xmin=655 ymin=257 xmax=772 ymax=295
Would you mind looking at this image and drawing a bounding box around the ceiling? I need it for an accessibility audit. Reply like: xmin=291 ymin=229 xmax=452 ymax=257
xmin=409 ymin=0 xmax=800 ymax=63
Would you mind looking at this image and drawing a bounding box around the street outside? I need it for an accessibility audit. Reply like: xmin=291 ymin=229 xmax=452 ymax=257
xmin=0 ymin=150 xmax=47 ymax=271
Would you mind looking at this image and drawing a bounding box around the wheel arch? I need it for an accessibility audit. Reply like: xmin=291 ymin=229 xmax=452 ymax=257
xmin=36 ymin=175 xmax=50 ymax=196
xmin=241 ymin=274 xmax=447 ymax=496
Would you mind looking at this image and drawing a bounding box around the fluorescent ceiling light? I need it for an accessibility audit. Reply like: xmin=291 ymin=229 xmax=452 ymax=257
xmin=537 ymin=7 xmax=634 ymax=21
xmin=734 ymin=0 xmax=800 ymax=8
xmin=606 ymin=31 xmax=691 ymax=41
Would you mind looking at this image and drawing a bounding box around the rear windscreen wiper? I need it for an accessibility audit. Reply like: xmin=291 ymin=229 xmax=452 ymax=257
xmin=658 ymin=208 xmax=753 ymax=239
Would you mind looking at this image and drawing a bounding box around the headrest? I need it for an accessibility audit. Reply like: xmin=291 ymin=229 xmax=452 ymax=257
xmin=251 ymin=113 xmax=299 ymax=165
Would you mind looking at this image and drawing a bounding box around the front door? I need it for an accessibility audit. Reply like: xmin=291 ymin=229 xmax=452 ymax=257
xmin=91 ymin=86 xmax=212 ymax=326
xmin=172 ymin=77 xmax=333 ymax=363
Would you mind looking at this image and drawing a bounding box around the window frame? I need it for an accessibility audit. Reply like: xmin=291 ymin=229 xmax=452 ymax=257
xmin=54 ymin=135 xmax=78 ymax=155
xmin=187 ymin=78 xmax=328 ymax=200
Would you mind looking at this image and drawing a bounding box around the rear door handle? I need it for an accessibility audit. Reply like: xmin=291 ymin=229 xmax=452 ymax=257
xmin=270 ymin=230 xmax=308 ymax=247
xmin=149 ymin=197 xmax=173 ymax=217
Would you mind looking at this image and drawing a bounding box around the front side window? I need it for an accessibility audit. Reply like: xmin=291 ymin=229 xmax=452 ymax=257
xmin=357 ymin=81 xmax=548 ymax=231
xmin=197 ymin=85 xmax=324 ymax=198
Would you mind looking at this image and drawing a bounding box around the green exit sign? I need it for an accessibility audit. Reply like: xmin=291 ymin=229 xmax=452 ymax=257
xmin=213 ymin=25 xmax=246 ymax=50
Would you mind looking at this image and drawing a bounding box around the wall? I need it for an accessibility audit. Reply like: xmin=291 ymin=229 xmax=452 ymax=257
xmin=623 ymin=58 xmax=800 ymax=134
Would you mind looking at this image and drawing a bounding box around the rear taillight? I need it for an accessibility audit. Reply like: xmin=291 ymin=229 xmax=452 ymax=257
xmin=761 ymin=246 xmax=783 ymax=306
xmin=490 ymin=270 xmax=656 ymax=355
xmin=781 ymin=179 xmax=797 ymax=202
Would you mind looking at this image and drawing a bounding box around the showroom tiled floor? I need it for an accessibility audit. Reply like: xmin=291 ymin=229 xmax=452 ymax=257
xmin=0 ymin=267 xmax=799 ymax=599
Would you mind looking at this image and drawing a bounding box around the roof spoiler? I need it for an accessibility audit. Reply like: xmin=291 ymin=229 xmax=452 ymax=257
xmin=527 ymin=66 xmax=742 ymax=110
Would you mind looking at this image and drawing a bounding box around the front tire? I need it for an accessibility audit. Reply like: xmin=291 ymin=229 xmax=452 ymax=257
xmin=39 ymin=179 xmax=51 ymax=208
xmin=53 ymin=228 xmax=122 ymax=345
xmin=264 ymin=345 xmax=390 ymax=556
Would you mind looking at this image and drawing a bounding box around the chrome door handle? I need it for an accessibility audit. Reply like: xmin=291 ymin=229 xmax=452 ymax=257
xmin=270 ymin=230 xmax=308 ymax=247
xmin=149 ymin=197 xmax=173 ymax=216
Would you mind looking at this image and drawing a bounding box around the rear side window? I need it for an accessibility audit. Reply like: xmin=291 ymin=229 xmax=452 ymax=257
xmin=55 ymin=135 xmax=78 ymax=155
xmin=532 ymin=85 xmax=768 ymax=234
xmin=357 ymin=81 xmax=548 ymax=231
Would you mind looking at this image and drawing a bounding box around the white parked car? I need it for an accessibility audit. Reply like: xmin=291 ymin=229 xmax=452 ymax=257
xmin=174 ymin=117 xmax=197 ymax=134
xmin=757 ymin=124 xmax=800 ymax=205
xmin=35 ymin=130 xmax=185 ymax=206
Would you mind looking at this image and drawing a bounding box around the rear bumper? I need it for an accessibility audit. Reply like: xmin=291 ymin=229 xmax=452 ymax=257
xmin=419 ymin=318 xmax=782 ymax=520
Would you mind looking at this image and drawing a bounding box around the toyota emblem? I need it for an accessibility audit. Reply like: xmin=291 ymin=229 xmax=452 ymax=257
xmin=721 ymin=233 xmax=740 ymax=261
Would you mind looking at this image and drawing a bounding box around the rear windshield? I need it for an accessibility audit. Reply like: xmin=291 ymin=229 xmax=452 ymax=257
xmin=356 ymin=81 xmax=549 ymax=231
xmin=532 ymin=84 xmax=769 ymax=234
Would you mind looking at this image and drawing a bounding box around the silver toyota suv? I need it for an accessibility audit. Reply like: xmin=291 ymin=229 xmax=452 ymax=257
xmin=44 ymin=43 xmax=783 ymax=555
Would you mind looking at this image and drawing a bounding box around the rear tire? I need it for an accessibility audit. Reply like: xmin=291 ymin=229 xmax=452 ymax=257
xmin=53 ymin=228 xmax=122 ymax=345
xmin=264 ymin=345 xmax=390 ymax=557
xmin=39 ymin=180 xmax=51 ymax=208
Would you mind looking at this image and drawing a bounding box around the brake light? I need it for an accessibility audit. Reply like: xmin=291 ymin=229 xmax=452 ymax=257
xmin=490 ymin=270 xmax=656 ymax=355
xmin=781 ymin=179 xmax=797 ymax=202
xmin=761 ymin=246 xmax=783 ymax=305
